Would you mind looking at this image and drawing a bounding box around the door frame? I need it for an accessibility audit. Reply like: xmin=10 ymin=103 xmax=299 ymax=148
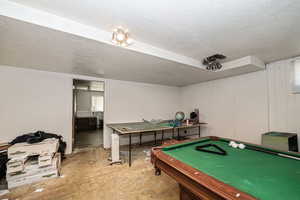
xmin=71 ymin=76 xmax=106 ymax=152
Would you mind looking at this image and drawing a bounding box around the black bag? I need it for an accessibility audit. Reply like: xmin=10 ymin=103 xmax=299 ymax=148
xmin=10 ymin=131 xmax=67 ymax=159
xmin=0 ymin=152 xmax=7 ymax=179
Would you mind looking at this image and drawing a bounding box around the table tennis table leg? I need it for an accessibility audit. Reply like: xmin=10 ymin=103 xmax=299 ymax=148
xmin=177 ymin=128 xmax=180 ymax=140
xmin=129 ymin=133 xmax=132 ymax=167
xmin=139 ymin=133 xmax=142 ymax=146
xmin=161 ymin=130 xmax=164 ymax=143
xmin=154 ymin=131 xmax=157 ymax=145
xmin=172 ymin=128 xmax=175 ymax=139
xmin=198 ymin=126 xmax=201 ymax=138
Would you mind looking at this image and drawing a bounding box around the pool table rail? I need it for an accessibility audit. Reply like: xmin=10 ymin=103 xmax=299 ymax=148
xmin=151 ymin=137 xmax=257 ymax=200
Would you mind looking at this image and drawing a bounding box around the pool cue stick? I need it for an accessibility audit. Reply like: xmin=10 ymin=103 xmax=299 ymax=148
xmin=152 ymin=147 xmax=164 ymax=150
xmin=246 ymin=145 xmax=300 ymax=161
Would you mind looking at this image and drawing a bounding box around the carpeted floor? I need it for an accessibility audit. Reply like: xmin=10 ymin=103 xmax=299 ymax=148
xmin=2 ymin=144 xmax=179 ymax=200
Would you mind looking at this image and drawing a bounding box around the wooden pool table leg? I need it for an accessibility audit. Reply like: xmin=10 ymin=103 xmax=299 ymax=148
xmin=155 ymin=167 xmax=161 ymax=176
xmin=179 ymin=184 xmax=202 ymax=200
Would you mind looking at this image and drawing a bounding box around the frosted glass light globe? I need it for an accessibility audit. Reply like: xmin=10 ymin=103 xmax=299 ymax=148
xmin=116 ymin=33 xmax=125 ymax=41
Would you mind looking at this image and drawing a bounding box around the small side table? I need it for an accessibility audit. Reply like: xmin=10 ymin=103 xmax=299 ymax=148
xmin=262 ymin=132 xmax=298 ymax=152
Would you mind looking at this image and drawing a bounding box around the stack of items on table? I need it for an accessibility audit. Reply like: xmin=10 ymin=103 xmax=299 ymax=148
xmin=6 ymin=138 xmax=61 ymax=189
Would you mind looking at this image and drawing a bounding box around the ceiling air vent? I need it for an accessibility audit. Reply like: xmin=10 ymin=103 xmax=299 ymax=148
xmin=203 ymin=54 xmax=226 ymax=71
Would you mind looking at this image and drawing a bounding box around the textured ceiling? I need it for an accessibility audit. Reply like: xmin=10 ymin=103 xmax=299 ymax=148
xmin=1 ymin=0 xmax=300 ymax=86
xmin=8 ymin=0 xmax=300 ymax=63
xmin=0 ymin=16 xmax=263 ymax=86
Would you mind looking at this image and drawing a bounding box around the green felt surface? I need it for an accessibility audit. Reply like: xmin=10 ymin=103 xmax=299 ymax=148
xmin=163 ymin=138 xmax=300 ymax=200
xmin=108 ymin=122 xmax=172 ymax=132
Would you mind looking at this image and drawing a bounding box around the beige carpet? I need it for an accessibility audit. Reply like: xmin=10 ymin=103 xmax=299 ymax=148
xmin=3 ymin=144 xmax=179 ymax=200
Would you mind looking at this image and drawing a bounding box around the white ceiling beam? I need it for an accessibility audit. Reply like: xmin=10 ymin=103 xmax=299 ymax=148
xmin=220 ymin=56 xmax=265 ymax=71
xmin=0 ymin=0 xmax=205 ymax=69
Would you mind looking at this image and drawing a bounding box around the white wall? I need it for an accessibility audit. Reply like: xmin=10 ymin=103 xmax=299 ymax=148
xmin=75 ymin=90 xmax=104 ymax=118
xmin=180 ymin=70 xmax=269 ymax=144
xmin=0 ymin=65 xmax=181 ymax=151
xmin=267 ymin=59 xmax=300 ymax=136
xmin=104 ymin=79 xmax=180 ymax=148
xmin=180 ymin=57 xmax=300 ymax=147
xmin=2 ymin=57 xmax=300 ymax=153
xmin=0 ymin=66 xmax=73 ymax=153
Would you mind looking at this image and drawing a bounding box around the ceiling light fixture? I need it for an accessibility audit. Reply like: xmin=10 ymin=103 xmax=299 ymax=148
xmin=112 ymin=27 xmax=133 ymax=47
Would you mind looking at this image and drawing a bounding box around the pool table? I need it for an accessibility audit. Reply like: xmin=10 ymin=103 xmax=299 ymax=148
xmin=151 ymin=136 xmax=300 ymax=200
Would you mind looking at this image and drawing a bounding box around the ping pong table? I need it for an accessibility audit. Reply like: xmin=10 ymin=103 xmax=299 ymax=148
xmin=107 ymin=121 xmax=207 ymax=166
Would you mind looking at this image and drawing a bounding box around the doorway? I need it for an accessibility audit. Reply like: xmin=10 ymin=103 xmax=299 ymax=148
xmin=73 ymin=79 xmax=104 ymax=149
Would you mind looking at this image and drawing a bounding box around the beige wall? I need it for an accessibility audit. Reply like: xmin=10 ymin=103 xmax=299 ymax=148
xmin=268 ymin=58 xmax=300 ymax=135
xmin=75 ymin=90 xmax=104 ymax=117
xmin=1 ymin=57 xmax=300 ymax=152
xmin=104 ymin=79 xmax=180 ymax=148
xmin=0 ymin=65 xmax=181 ymax=151
xmin=180 ymin=57 xmax=300 ymax=147
xmin=180 ymin=70 xmax=269 ymax=144
xmin=0 ymin=66 xmax=73 ymax=153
